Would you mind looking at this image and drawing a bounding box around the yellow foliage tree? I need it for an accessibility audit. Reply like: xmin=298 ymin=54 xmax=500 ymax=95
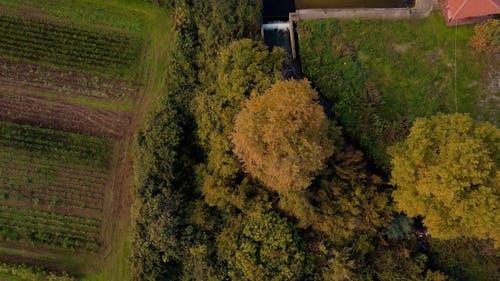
xmin=389 ymin=113 xmax=500 ymax=246
xmin=232 ymin=79 xmax=336 ymax=193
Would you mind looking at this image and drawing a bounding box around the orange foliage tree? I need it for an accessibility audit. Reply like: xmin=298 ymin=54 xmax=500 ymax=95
xmin=232 ymin=79 xmax=337 ymax=193
xmin=470 ymin=19 xmax=499 ymax=53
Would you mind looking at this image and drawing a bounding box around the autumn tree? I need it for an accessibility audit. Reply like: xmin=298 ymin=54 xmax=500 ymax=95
xmin=470 ymin=19 xmax=499 ymax=53
xmin=232 ymin=79 xmax=336 ymax=193
xmin=194 ymin=38 xmax=283 ymax=213
xmin=389 ymin=113 xmax=500 ymax=246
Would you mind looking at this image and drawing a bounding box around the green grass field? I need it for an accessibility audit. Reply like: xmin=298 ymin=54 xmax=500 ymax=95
xmin=0 ymin=0 xmax=173 ymax=280
xmin=298 ymin=11 xmax=496 ymax=170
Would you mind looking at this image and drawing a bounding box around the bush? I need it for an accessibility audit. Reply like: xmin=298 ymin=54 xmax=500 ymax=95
xmin=470 ymin=20 xmax=500 ymax=53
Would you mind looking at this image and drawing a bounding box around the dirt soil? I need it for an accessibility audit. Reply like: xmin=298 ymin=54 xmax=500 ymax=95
xmin=0 ymin=89 xmax=130 ymax=138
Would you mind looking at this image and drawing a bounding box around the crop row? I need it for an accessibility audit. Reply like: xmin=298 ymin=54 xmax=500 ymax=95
xmin=0 ymin=205 xmax=101 ymax=227
xmin=0 ymin=40 xmax=135 ymax=71
xmin=0 ymin=14 xmax=142 ymax=78
xmin=0 ymin=169 xmax=105 ymax=198
xmin=0 ymin=213 xmax=100 ymax=237
xmin=0 ymin=121 xmax=113 ymax=169
xmin=0 ymin=25 xmax=138 ymax=56
xmin=0 ymin=205 xmax=101 ymax=251
xmin=0 ymin=188 xmax=103 ymax=211
xmin=0 ymin=222 xmax=100 ymax=252
xmin=0 ymin=151 xmax=109 ymax=182
xmin=0 ymin=58 xmax=140 ymax=100
xmin=0 ymin=14 xmax=136 ymax=45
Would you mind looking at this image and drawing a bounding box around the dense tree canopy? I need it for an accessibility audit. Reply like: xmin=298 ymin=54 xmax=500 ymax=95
xmin=390 ymin=113 xmax=500 ymax=245
xmin=232 ymin=79 xmax=336 ymax=193
xmin=217 ymin=212 xmax=305 ymax=281
xmin=279 ymin=148 xmax=391 ymax=242
xmin=132 ymin=1 xmax=500 ymax=280
xmin=194 ymin=38 xmax=283 ymax=212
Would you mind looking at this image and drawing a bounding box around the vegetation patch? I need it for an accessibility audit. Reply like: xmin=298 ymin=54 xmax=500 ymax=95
xmin=297 ymin=11 xmax=495 ymax=170
xmin=0 ymin=13 xmax=142 ymax=80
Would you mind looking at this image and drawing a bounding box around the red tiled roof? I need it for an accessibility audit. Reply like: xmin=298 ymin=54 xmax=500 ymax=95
xmin=445 ymin=0 xmax=500 ymax=20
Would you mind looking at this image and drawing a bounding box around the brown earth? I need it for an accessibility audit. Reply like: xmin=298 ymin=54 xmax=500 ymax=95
xmin=0 ymin=57 xmax=140 ymax=101
xmin=0 ymin=89 xmax=130 ymax=139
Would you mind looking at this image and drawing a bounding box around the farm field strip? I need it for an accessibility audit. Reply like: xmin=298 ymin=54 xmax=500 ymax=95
xmin=0 ymin=180 xmax=105 ymax=202
xmin=0 ymin=215 xmax=100 ymax=237
xmin=0 ymin=91 xmax=129 ymax=138
xmin=0 ymin=184 xmax=104 ymax=203
xmin=0 ymin=189 xmax=103 ymax=211
xmin=0 ymin=57 xmax=140 ymax=100
xmin=0 ymin=0 xmax=147 ymax=34
xmin=0 ymin=13 xmax=142 ymax=78
xmin=0 ymin=150 xmax=109 ymax=180
xmin=0 ymin=184 xmax=105 ymax=204
xmin=0 ymin=167 xmax=107 ymax=195
xmin=0 ymin=122 xmax=113 ymax=168
xmin=0 ymin=206 xmax=101 ymax=251
xmin=0 ymin=0 xmax=159 ymax=275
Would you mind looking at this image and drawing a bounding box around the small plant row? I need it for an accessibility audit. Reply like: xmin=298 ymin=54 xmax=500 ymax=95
xmin=0 ymin=14 xmax=142 ymax=78
xmin=0 ymin=174 xmax=106 ymax=201
xmin=0 ymin=147 xmax=109 ymax=182
xmin=0 ymin=181 xmax=105 ymax=210
xmin=0 ymin=28 xmax=139 ymax=61
xmin=0 ymin=121 xmax=113 ymax=168
xmin=0 ymin=206 xmax=101 ymax=251
xmin=0 ymin=205 xmax=101 ymax=227
xmin=0 ymin=39 xmax=136 ymax=69
xmin=0 ymin=224 xmax=100 ymax=252
xmin=0 ymin=164 xmax=107 ymax=196
xmin=0 ymin=262 xmax=76 ymax=281
xmin=0 ymin=214 xmax=100 ymax=238
xmin=0 ymin=151 xmax=110 ymax=183
xmin=0 ymin=58 xmax=140 ymax=99
xmin=0 ymin=13 xmax=139 ymax=49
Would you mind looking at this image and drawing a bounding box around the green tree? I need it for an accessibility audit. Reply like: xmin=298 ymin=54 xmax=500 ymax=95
xmin=232 ymin=79 xmax=336 ymax=193
xmin=429 ymin=238 xmax=500 ymax=281
xmin=279 ymin=148 xmax=391 ymax=242
xmin=194 ymin=39 xmax=283 ymax=212
xmin=373 ymin=245 xmax=450 ymax=281
xmin=389 ymin=113 xmax=500 ymax=246
xmin=217 ymin=212 xmax=305 ymax=281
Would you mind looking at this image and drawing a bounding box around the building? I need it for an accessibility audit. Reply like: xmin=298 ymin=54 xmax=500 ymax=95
xmin=440 ymin=0 xmax=500 ymax=25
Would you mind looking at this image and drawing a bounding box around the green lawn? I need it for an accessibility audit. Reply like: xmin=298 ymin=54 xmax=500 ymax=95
xmin=298 ymin=11 xmax=496 ymax=170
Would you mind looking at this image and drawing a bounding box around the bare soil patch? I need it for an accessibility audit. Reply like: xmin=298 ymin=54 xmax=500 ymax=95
xmin=0 ymin=89 xmax=130 ymax=139
xmin=0 ymin=57 xmax=140 ymax=101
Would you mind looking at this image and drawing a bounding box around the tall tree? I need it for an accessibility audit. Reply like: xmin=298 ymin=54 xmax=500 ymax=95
xmin=389 ymin=113 xmax=499 ymax=246
xmin=232 ymin=79 xmax=336 ymax=193
xmin=193 ymin=39 xmax=283 ymax=212
xmin=216 ymin=212 xmax=305 ymax=281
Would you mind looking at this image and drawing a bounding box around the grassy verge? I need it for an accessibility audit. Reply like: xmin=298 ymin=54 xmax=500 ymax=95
xmin=297 ymin=11 xmax=493 ymax=170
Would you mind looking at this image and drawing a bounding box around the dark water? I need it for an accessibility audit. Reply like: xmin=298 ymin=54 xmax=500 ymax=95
xmin=263 ymin=28 xmax=292 ymax=55
xmin=263 ymin=0 xmax=296 ymax=20
xmin=295 ymin=0 xmax=413 ymax=9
